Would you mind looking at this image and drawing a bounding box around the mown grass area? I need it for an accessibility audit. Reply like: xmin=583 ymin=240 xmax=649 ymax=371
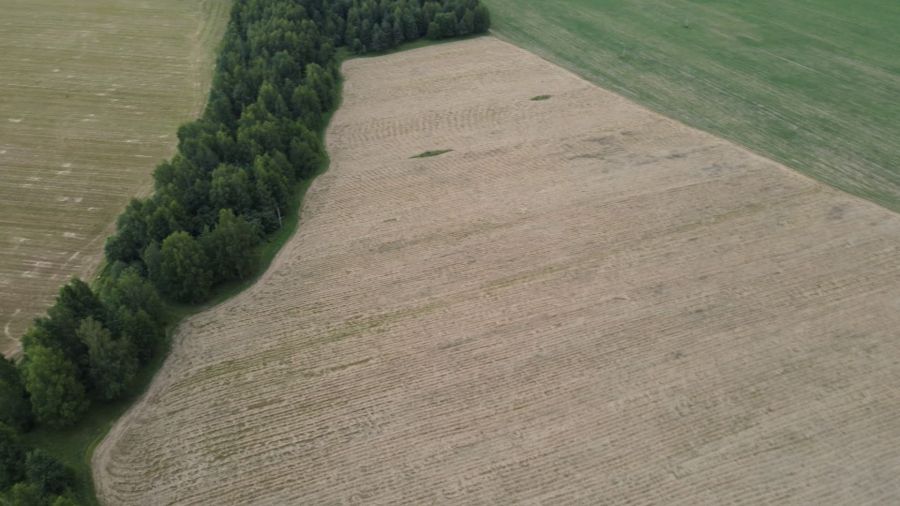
xmin=483 ymin=0 xmax=900 ymax=211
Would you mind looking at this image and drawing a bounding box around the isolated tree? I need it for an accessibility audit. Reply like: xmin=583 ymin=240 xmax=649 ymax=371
xmin=158 ymin=231 xmax=212 ymax=303
xmin=0 ymin=357 xmax=32 ymax=431
xmin=77 ymin=318 xmax=137 ymax=401
xmin=22 ymin=346 xmax=88 ymax=428
xmin=0 ymin=423 xmax=25 ymax=489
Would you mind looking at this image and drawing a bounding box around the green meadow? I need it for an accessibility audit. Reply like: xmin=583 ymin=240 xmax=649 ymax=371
xmin=484 ymin=0 xmax=900 ymax=210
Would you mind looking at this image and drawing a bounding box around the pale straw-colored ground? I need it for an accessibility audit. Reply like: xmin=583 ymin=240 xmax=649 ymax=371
xmin=0 ymin=0 xmax=229 ymax=355
xmin=94 ymin=37 xmax=900 ymax=504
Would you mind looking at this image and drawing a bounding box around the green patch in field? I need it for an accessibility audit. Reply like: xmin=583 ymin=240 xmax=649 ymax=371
xmin=531 ymin=94 xmax=552 ymax=101
xmin=412 ymin=149 xmax=453 ymax=158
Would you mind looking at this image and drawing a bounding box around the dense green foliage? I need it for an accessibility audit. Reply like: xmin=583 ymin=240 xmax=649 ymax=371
xmin=2 ymin=0 xmax=489 ymax=502
xmin=24 ymin=449 xmax=74 ymax=497
xmin=0 ymin=424 xmax=75 ymax=505
xmin=21 ymin=346 xmax=88 ymax=429
xmin=0 ymin=424 xmax=25 ymax=489
xmin=483 ymin=0 xmax=900 ymax=211
xmin=0 ymin=359 xmax=32 ymax=432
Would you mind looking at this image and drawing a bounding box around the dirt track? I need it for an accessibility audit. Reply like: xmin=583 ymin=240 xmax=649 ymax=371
xmin=93 ymin=37 xmax=900 ymax=504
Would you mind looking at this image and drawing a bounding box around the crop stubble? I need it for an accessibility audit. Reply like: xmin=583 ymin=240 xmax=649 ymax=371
xmin=94 ymin=38 xmax=900 ymax=504
xmin=0 ymin=0 xmax=229 ymax=355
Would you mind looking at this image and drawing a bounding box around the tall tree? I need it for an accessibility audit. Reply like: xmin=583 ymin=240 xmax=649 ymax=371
xmin=24 ymin=449 xmax=72 ymax=496
xmin=210 ymin=164 xmax=254 ymax=215
xmin=0 ymin=357 xmax=32 ymax=431
xmin=77 ymin=318 xmax=137 ymax=401
xmin=201 ymin=209 xmax=260 ymax=283
xmin=473 ymin=4 xmax=491 ymax=33
xmin=0 ymin=423 xmax=25 ymax=489
xmin=21 ymin=346 xmax=88 ymax=428
xmin=23 ymin=278 xmax=105 ymax=376
xmin=158 ymin=231 xmax=212 ymax=303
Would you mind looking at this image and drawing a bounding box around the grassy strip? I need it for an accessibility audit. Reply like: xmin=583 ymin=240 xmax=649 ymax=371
xmin=412 ymin=149 xmax=453 ymax=158
xmin=530 ymin=95 xmax=551 ymax=101
xmin=23 ymin=35 xmax=466 ymax=505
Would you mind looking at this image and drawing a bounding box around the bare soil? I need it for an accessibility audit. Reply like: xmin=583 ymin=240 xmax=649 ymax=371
xmin=94 ymin=38 xmax=900 ymax=504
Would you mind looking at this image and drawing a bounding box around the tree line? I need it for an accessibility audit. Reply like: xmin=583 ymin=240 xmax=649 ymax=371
xmin=0 ymin=0 xmax=488 ymax=503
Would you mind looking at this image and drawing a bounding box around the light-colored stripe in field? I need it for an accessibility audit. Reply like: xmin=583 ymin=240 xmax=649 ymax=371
xmin=0 ymin=0 xmax=229 ymax=356
xmin=94 ymin=37 xmax=900 ymax=504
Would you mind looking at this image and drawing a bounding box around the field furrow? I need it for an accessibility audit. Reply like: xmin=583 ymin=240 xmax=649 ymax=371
xmin=94 ymin=38 xmax=900 ymax=504
xmin=0 ymin=0 xmax=229 ymax=355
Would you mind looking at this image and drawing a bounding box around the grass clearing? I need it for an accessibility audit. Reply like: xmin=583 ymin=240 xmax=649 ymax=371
xmin=93 ymin=38 xmax=900 ymax=504
xmin=531 ymin=94 xmax=552 ymax=101
xmin=482 ymin=0 xmax=900 ymax=211
xmin=0 ymin=0 xmax=230 ymax=356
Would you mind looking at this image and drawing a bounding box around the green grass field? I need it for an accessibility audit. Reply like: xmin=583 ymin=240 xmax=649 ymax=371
xmin=483 ymin=0 xmax=900 ymax=210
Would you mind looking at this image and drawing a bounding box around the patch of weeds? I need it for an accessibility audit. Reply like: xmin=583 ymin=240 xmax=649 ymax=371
xmin=531 ymin=94 xmax=552 ymax=101
xmin=411 ymin=149 xmax=453 ymax=158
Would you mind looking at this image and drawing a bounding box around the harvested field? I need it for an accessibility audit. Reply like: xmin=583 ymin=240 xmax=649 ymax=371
xmin=0 ymin=0 xmax=229 ymax=355
xmin=95 ymin=37 xmax=900 ymax=504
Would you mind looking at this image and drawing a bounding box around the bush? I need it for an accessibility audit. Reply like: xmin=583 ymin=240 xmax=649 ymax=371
xmin=0 ymin=358 xmax=32 ymax=431
xmin=25 ymin=449 xmax=73 ymax=496
xmin=22 ymin=347 xmax=88 ymax=428
xmin=0 ymin=423 xmax=25 ymax=489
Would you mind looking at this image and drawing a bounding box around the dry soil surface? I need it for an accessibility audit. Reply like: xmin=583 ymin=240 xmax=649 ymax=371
xmin=94 ymin=37 xmax=900 ymax=504
xmin=0 ymin=0 xmax=229 ymax=355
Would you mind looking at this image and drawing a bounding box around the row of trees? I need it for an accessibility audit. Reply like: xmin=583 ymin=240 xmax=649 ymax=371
xmin=343 ymin=0 xmax=490 ymax=52
xmin=1 ymin=0 xmax=489 ymax=502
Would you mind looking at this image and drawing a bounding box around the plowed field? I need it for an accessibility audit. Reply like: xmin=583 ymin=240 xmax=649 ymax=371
xmin=94 ymin=38 xmax=900 ymax=504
